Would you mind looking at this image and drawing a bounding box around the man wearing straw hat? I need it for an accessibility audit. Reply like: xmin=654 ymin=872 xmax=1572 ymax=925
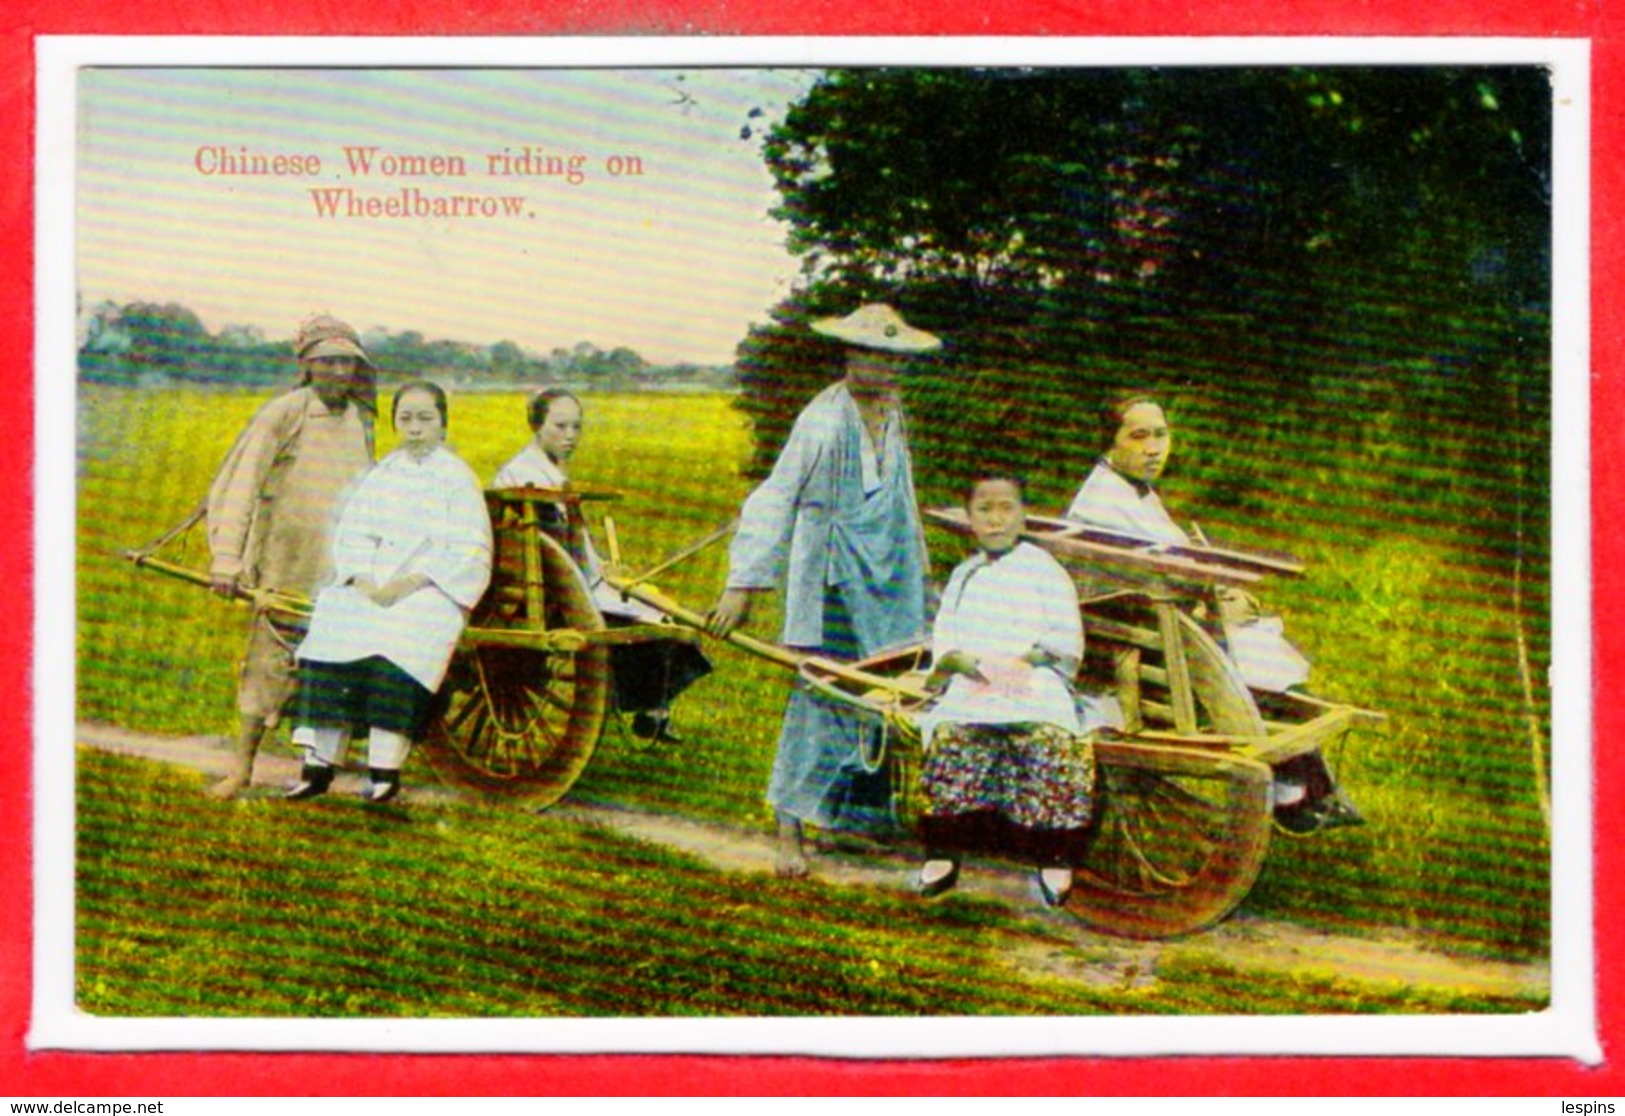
xmin=708 ymin=303 xmax=941 ymax=877
xmin=202 ymin=314 xmax=377 ymax=798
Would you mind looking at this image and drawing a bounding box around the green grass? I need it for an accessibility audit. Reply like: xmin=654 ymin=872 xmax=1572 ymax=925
xmin=76 ymin=751 xmax=1544 ymax=1017
xmin=75 ymin=384 xmax=1551 ymax=990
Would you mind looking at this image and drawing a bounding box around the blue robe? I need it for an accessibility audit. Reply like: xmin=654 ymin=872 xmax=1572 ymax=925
xmin=726 ymin=382 xmax=928 ymax=831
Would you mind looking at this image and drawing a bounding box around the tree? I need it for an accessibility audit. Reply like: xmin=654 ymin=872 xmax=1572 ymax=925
xmin=119 ymin=301 xmax=210 ymax=373
xmin=490 ymin=339 xmax=525 ymax=377
xmin=218 ymin=323 xmax=266 ymax=348
xmin=747 ymin=66 xmax=1552 ymax=521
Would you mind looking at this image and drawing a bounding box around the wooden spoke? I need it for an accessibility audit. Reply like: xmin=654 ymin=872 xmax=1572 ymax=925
xmin=419 ymin=529 xmax=609 ymax=808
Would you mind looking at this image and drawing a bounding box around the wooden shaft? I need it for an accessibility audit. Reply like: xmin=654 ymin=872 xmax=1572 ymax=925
xmin=799 ymin=656 xmax=934 ymax=704
xmin=125 ymin=505 xmax=206 ymax=561
xmin=125 ymin=553 xmax=311 ymax=616
xmin=519 ymin=498 xmax=547 ymax=625
xmin=618 ymin=519 xmax=738 ymax=591
xmin=605 ymin=577 xmax=807 ymax=670
xmin=125 ymin=552 xmax=214 ymax=591
xmin=606 ymin=575 xmax=936 ymax=707
xmin=1152 ymin=595 xmax=1198 ymax=733
xmin=1114 ymin=645 xmax=1144 ymax=734
xmin=1083 ymin=616 xmax=1164 ymax=649
xmin=461 ymin=626 xmax=586 ymax=653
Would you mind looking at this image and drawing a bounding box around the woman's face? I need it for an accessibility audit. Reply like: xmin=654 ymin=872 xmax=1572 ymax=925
xmin=394 ymin=389 xmax=446 ymax=459
xmin=1106 ymin=402 xmax=1172 ymax=483
xmin=967 ymin=478 xmax=1025 ymax=556
xmin=536 ymin=395 xmax=584 ymax=463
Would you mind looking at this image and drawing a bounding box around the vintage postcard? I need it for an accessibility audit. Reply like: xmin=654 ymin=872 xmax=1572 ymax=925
xmin=33 ymin=36 xmax=1593 ymax=1061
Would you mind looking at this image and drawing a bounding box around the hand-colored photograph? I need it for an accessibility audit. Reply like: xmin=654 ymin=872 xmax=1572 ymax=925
xmin=46 ymin=41 xmax=1586 ymax=1056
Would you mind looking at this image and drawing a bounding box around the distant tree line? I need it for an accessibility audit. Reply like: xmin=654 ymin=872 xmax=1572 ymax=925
xmin=77 ymin=301 xmax=736 ymax=392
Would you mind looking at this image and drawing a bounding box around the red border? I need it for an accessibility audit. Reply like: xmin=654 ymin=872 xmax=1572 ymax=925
xmin=8 ymin=0 xmax=1613 ymax=1096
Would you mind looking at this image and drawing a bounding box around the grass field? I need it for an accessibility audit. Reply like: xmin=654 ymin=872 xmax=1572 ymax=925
xmin=75 ymin=749 xmax=1543 ymax=1018
xmin=73 ymin=384 xmax=1554 ymax=1016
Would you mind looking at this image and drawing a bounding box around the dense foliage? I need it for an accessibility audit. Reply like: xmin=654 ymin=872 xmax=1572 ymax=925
xmin=737 ymin=67 xmax=1551 ymax=542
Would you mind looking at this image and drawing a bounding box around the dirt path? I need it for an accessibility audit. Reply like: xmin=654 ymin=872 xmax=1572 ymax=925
xmin=76 ymin=723 xmax=1549 ymax=1003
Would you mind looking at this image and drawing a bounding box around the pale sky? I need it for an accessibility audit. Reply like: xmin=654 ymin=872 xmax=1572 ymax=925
xmin=77 ymin=68 xmax=820 ymax=365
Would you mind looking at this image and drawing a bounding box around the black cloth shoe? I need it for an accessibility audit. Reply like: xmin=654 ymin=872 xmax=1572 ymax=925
xmin=1312 ymin=791 xmax=1366 ymax=830
xmin=363 ymin=768 xmax=401 ymax=804
xmin=1274 ymin=804 xmax=1320 ymax=834
xmin=1276 ymin=791 xmax=1366 ymax=834
xmin=631 ymin=711 xmax=680 ymax=743
xmin=285 ymin=763 xmax=334 ymax=800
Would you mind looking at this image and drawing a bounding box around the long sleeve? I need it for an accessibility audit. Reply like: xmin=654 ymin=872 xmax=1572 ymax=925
xmin=420 ymin=460 xmax=494 ymax=610
xmin=1031 ymin=556 xmax=1085 ymax=680
xmin=918 ymin=543 xmax=1082 ymax=737
xmin=205 ymin=393 xmax=303 ymax=580
xmin=726 ymin=382 xmax=924 ymax=650
xmin=328 ymin=471 xmax=380 ymax=586
xmin=930 ymin=561 xmax=977 ymax=662
xmin=297 ymin=447 xmax=494 ymax=691
xmin=726 ymin=394 xmax=835 ymax=590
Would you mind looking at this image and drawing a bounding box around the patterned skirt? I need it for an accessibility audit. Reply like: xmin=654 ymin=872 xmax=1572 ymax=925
xmin=917 ymin=722 xmax=1096 ymax=866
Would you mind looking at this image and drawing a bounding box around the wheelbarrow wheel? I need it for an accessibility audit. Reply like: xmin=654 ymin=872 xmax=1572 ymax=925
xmin=1066 ymin=741 xmax=1273 ymax=939
xmin=1063 ymin=606 xmax=1274 ymax=938
xmin=419 ymin=527 xmax=610 ymax=808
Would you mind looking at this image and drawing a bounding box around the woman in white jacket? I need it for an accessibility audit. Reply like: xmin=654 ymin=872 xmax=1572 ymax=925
xmin=285 ymin=381 xmax=493 ymax=804
xmin=914 ymin=472 xmax=1095 ymax=907
xmin=492 ymin=388 xmax=711 ymax=740
xmin=1067 ymin=390 xmax=1360 ymax=833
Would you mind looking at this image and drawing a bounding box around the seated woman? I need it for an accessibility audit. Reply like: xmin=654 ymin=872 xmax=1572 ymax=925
xmin=1067 ymin=390 xmax=1359 ymax=832
xmin=285 ymin=381 xmax=493 ymax=803
xmin=1067 ymin=390 xmax=1311 ymax=692
xmin=913 ymin=472 xmax=1095 ymax=907
xmin=493 ymin=389 xmax=711 ymax=741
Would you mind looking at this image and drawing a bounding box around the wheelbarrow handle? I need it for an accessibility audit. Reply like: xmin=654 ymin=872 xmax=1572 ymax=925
xmin=124 ymin=552 xmax=312 ymax=616
xmin=603 ymin=574 xmax=937 ymax=711
xmin=610 ymin=517 xmax=739 ymax=592
xmin=603 ymin=575 xmax=807 ymax=671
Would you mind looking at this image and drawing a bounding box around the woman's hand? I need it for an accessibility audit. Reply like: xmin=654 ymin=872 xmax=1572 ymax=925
xmin=1215 ymin=585 xmax=1262 ymax=623
xmin=365 ymin=573 xmax=429 ymax=608
xmin=1022 ymin=644 xmax=1059 ymax=670
xmin=209 ymin=574 xmax=239 ymax=599
xmin=926 ymin=649 xmax=986 ymax=691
